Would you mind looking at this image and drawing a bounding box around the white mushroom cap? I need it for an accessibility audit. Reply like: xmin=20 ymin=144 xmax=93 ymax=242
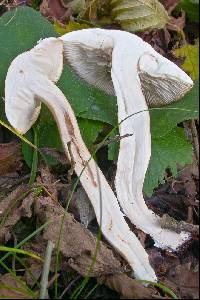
xmin=60 ymin=29 xmax=115 ymax=95
xmin=138 ymin=53 xmax=193 ymax=106
xmin=60 ymin=29 xmax=193 ymax=105
xmin=5 ymin=37 xmax=63 ymax=134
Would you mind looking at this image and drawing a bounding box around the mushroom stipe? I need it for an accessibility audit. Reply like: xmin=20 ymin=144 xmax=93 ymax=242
xmin=5 ymin=30 xmax=194 ymax=282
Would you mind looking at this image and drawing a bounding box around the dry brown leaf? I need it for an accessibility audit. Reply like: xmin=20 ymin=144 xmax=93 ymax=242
xmin=40 ymin=0 xmax=72 ymax=23
xmin=73 ymin=187 xmax=95 ymax=227
xmin=0 ymin=142 xmax=22 ymax=175
xmin=161 ymin=0 xmax=181 ymax=13
xmin=35 ymin=196 xmax=124 ymax=277
xmin=34 ymin=196 xmax=162 ymax=298
xmin=100 ymin=273 xmax=160 ymax=299
xmin=37 ymin=163 xmax=58 ymax=199
xmin=167 ymin=11 xmax=186 ymax=31
xmin=167 ymin=263 xmax=199 ymax=299
xmin=0 ymin=186 xmax=34 ymax=243
xmin=41 ymin=147 xmax=69 ymax=165
xmin=0 ymin=273 xmax=34 ymax=299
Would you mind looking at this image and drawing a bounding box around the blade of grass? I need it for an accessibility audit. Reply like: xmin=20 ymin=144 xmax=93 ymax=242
xmin=39 ymin=240 xmax=54 ymax=299
xmin=0 ymin=259 xmax=36 ymax=298
xmin=138 ymin=280 xmax=178 ymax=299
xmin=0 ymin=120 xmax=38 ymax=150
xmin=0 ymin=246 xmax=42 ymax=261
xmin=29 ymin=126 xmax=39 ymax=185
xmin=0 ymin=283 xmax=32 ymax=295
xmin=85 ymin=282 xmax=99 ymax=299
xmin=15 ymin=255 xmax=41 ymax=289
xmin=0 ymin=119 xmax=48 ymax=166
xmin=0 ymin=220 xmax=51 ymax=264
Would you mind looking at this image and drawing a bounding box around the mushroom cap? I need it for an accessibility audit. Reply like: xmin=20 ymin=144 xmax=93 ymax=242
xmin=60 ymin=29 xmax=193 ymax=105
xmin=138 ymin=52 xmax=194 ymax=106
xmin=59 ymin=29 xmax=115 ymax=95
xmin=5 ymin=38 xmax=63 ymax=134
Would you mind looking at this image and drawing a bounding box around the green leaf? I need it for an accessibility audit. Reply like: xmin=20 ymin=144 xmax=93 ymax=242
xmin=174 ymin=40 xmax=199 ymax=80
xmin=143 ymin=127 xmax=194 ymax=196
xmin=70 ymin=0 xmax=86 ymax=15
xmin=54 ymin=20 xmax=91 ymax=35
xmin=111 ymin=0 xmax=170 ymax=32
xmin=176 ymin=0 xmax=199 ymax=22
xmin=78 ymin=118 xmax=104 ymax=148
xmin=150 ymin=80 xmax=199 ymax=138
xmin=108 ymin=129 xmax=119 ymax=161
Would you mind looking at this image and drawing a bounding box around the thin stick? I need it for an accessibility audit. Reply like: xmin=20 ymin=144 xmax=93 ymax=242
xmin=190 ymin=119 xmax=199 ymax=165
xmin=39 ymin=241 xmax=54 ymax=299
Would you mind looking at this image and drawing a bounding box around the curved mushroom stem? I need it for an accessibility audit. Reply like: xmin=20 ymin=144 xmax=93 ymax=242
xmin=32 ymin=75 xmax=157 ymax=282
xmin=111 ymin=43 xmax=190 ymax=250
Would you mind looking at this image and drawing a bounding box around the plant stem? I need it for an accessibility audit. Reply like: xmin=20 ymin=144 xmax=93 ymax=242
xmin=39 ymin=240 xmax=54 ymax=299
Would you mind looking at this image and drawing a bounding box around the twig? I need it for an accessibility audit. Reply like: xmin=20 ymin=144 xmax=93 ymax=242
xmin=92 ymin=133 xmax=133 ymax=151
xmin=160 ymin=214 xmax=199 ymax=236
xmin=59 ymin=275 xmax=81 ymax=299
xmin=189 ymin=119 xmax=199 ymax=165
xmin=47 ymin=274 xmax=60 ymax=289
xmin=39 ymin=240 xmax=54 ymax=299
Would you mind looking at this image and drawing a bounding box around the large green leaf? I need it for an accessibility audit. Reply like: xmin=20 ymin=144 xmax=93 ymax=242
xmin=150 ymin=80 xmax=199 ymax=138
xmin=144 ymin=127 xmax=194 ymax=196
xmin=111 ymin=0 xmax=170 ymax=32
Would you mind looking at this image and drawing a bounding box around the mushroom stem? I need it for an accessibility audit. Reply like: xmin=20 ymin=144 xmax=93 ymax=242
xmin=60 ymin=28 xmax=191 ymax=250
xmin=33 ymin=75 xmax=157 ymax=282
xmin=111 ymin=43 xmax=190 ymax=250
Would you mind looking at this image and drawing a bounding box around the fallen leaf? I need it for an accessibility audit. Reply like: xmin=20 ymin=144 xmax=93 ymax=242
xmin=100 ymin=273 xmax=160 ymax=299
xmin=167 ymin=263 xmax=199 ymax=299
xmin=40 ymin=0 xmax=72 ymax=22
xmin=174 ymin=39 xmax=199 ymax=80
xmin=168 ymin=11 xmax=186 ymax=31
xmin=54 ymin=20 xmax=91 ymax=35
xmin=0 ymin=273 xmax=34 ymax=299
xmin=140 ymin=29 xmax=171 ymax=56
xmin=161 ymin=0 xmax=181 ymax=13
xmin=0 ymin=142 xmax=22 ymax=175
xmin=0 ymin=186 xmax=34 ymax=243
xmin=36 ymin=163 xmax=58 ymax=200
xmin=73 ymin=187 xmax=95 ymax=227
xmin=35 ymin=196 xmax=124 ymax=277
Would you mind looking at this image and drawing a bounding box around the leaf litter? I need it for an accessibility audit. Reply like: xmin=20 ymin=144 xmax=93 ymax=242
xmin=0 ymin=0 xmax=199 ymax=298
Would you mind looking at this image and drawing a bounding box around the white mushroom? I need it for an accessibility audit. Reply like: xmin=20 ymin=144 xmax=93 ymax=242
xmin=59 ymin=29 xmax=194 ymax=250
xmin=5 ymin=37 xmax=157 ymax=281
